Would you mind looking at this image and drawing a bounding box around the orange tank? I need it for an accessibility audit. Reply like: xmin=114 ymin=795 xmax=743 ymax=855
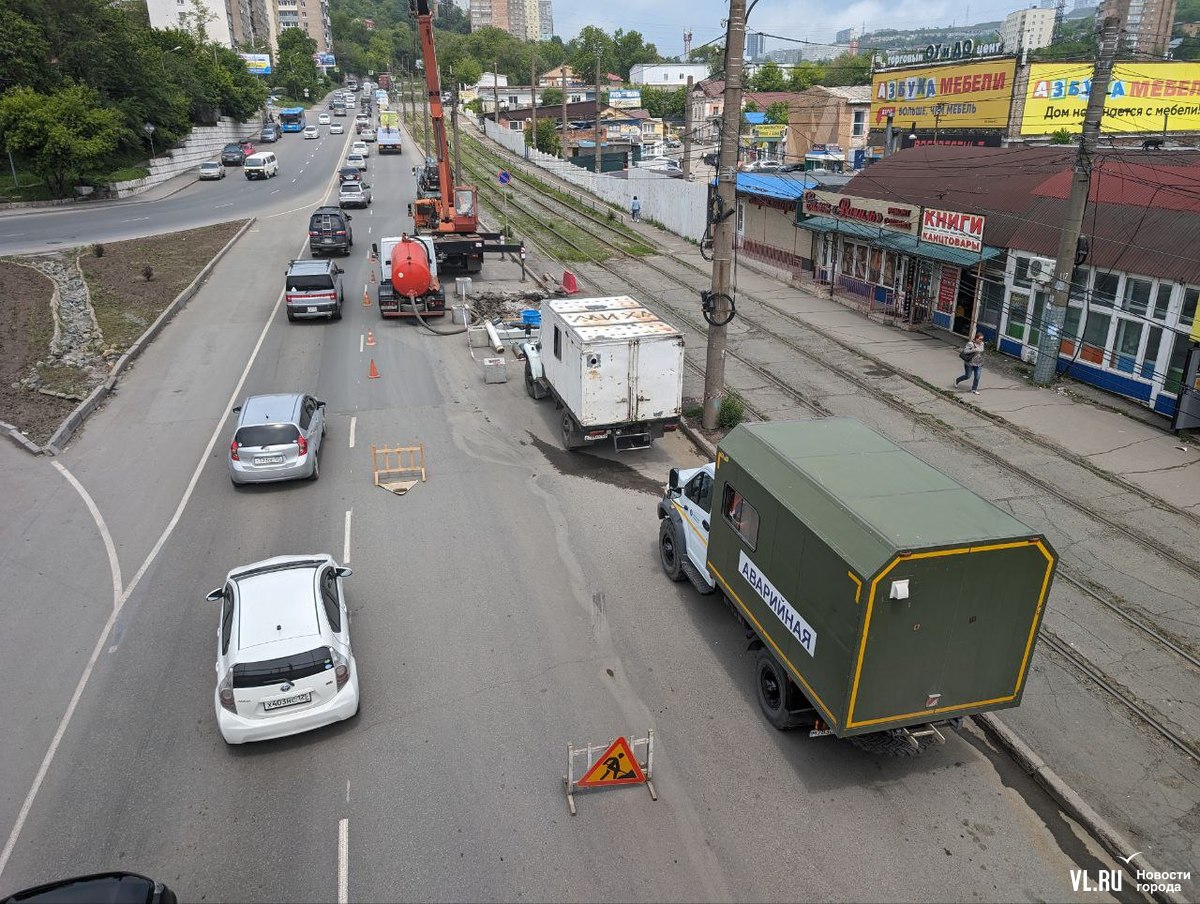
xmin=390 ymin=238 xmax=433 ymax=298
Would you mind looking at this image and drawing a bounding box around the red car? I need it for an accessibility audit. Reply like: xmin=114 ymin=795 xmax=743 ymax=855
xmin=239 ymin=140 xmax=256 ymax=156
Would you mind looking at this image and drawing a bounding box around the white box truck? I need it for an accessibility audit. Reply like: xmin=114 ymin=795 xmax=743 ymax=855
xmin=521 ymin=296 xmax=684 ymax=452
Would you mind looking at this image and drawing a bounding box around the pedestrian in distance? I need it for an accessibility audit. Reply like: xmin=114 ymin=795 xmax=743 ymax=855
xmin=631 ymin=195 xmax=641 ymax=223
xmin=955 ymin=332 xmax=986 ymax=394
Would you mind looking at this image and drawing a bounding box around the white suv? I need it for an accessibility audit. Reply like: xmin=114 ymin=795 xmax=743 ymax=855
xmin=207 ymin=555 xmax=360 ymax=744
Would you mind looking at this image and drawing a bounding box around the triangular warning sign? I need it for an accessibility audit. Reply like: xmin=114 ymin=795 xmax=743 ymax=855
xmin=577 ymin=737 xmax=646 ymax=788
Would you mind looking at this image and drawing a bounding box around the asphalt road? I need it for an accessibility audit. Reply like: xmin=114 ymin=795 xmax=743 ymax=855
xmin=0 ymin=109 xmax=1131 ymax=902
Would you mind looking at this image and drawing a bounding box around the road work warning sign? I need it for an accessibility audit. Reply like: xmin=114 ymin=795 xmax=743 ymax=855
xmin=576 ymin=737 xmax=646 ymax=787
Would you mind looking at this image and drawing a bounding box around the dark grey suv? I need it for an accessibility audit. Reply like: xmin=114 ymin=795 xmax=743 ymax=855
xmin=308 ymin=206 xmax=353 ymax=256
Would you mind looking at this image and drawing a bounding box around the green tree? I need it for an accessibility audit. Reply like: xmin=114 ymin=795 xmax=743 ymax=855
xmin=611 ymin=28 xmax=659 ymax=79
xmin=822 ymin=52 xmax=872 ymax=87
xmin=788 ymin=61 xmax=825 ymax=91
xmin=765 ymin=101 xmax=789 ymax=124
xmin=687 ymin=42 xmax=724 ymax=76
xmin=539 ymin=85 xmax=563 ymax=106
xmin=750 ymin=60 xmax=787 ymax=92
xmin=0 ymin=83 xmax=124 ymax=195
xmin=640 ymin=86 xmax=685 ymax=119
xmin=0 ymin=11 xmax=53 ymax=92
xmin=525 ymin=117 xmax=560 ymax=154
xmin=569 ymin=25 xmax=615 ymax=81
xmin=453 ymin=57 xmax=482 ymax=89
xmin=276 ymin=27 xmax=319 ymax=100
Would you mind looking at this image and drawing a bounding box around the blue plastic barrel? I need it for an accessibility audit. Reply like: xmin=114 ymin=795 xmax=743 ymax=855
xmin=521 ymin=308 xmax=541 ymax=327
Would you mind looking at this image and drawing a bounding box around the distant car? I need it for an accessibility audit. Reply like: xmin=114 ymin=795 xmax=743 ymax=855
xmin=338 ymin=181 xmax=372 ymax=209
xmin=666 ymin=137 xmax=681 ymax=149
xmin=303 ymin=125 xmax=320 ymax=139
xmin=284 ymin=258 xmax=345 ymax=322
xmin=318 ymin=113 xmax=331 ymax=125
xmin=239 ymin=140 xmax=256 ymax=155
xmin=346 ymin=152 xmax=367 ymax=171
xmin=198 ymin=160 xmax=226 ymax=180
xmin=2 ymin=871 xmax=178 ymax=904
xmin=229 ymin=392 xmax=327 ymax=485
xmin=355 ymin=114 xmax=370 ymax=125
xmin=308 ymin=205 xmax=353 ymax=255
xmin=206 ymin=554 xmax=359 ymax=745
xmin=360 ymin=128 xmax=376 ymax=142
xmin=745 ymin=159 xmax=783 ymax=172
xmin=329 ymin=122 xmax=345 ymax=135
xmin=259 ymin=124 xmax=280 ymax=143
xmin=221 ymin=143 xmax=246 ymax=166
xmin=351 ymin=140 xmax=370 ymax=157
xmin=702 ymin=151 xmax=719 ymax=167
xmin=337 ymin=166 xmax=362 ymax=184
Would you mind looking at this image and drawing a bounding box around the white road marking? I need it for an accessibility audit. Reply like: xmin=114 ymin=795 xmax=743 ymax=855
xmin=338 ymin=818 xmax=349 ymax=904
xmin=0 ymin=462 xmax=125 ymax=879
xmin=359 ymin=333 xmax=364 ymax=353
xmin=214 ymin=203 xmax=234 ymax=209
xmin=0 ymin=239 xmax=302 ymax=883
xmin=348 ymin=416 xmax=357 ymax=449
xmin=119 ymin=216 xmax=150 ymax=223
xmin=343 ymin=510 xmax=352 ymax=564
xmin=271 ymin=189 xmax=280 ymax=194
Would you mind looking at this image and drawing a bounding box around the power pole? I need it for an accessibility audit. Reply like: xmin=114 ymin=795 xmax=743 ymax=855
xmin=682 ymin=75 xmax=694 ymax=179
xmin=562 ymin=68 xmax=569 ymax=160
xmin=593 ymin=57 xmax=602 ymax=174
xmin=1031 ymin=1 xmax=1127 ymax=386
xmin=451 ymin=82 xmax=463 ymax=187
xmin=701 ymin=0 xmax=747 ymax=430
xmin=493 ymin=58 xmax=500 ymax=133
xmin=530 ymin=50 xmax=538 ymax=158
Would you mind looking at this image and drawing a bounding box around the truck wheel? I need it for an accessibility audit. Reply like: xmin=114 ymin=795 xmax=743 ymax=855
xmin=755 ymin=649 xmax=800 ymax=730
xmin=524 ymin=362 xmax=547 ymax=400
xmin=658 ymin=519 xmax=686 ymax=582
xmin=561 ymin=413 xmax=584 ymax=452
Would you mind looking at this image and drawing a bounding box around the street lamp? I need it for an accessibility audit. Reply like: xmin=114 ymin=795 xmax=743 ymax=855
xmin=161 ymin=45 xmax=182 ymax=77
xmin=143 ymin=122 xmax=156 ymax=159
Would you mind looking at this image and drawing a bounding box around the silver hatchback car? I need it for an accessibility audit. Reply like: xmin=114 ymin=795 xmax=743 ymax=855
xmin=229 ymin=393 xmax=326 ymax=485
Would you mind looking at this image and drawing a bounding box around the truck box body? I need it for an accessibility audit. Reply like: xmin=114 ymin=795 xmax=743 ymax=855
xmin=540 ymin=297 xmax=683 ymax=428
xmin=708 ymin=419 xmax=1056 ymax=738
xmin=377 ymin=127 xmax=403 ymax=154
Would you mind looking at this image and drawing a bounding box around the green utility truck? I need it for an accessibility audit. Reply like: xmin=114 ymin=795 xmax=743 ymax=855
xmin=657 ymin=418 xmax=1057 ymax=752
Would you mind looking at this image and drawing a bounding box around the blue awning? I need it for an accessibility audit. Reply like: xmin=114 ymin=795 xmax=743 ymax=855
xmin=715 ymin=173 xmax=816 ymax=202
xmin=797 ymin=215 xmax=999 ymax=267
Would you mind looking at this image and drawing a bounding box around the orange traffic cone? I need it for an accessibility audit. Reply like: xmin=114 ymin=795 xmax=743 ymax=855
xmin=362 ymin=286 xmax=372 ymax=307
xmin=561 ymin=270 xmax=579 ymax=295
xmin=368 ymin=358 xmax=381 ymax=380
xmin=369 ymin=268 xmax=377 ymax=284
xmin=366 ymin=330 xmax=376 ymax=347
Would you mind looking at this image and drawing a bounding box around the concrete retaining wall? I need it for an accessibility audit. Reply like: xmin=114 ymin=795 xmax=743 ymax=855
xmin=108 ymin=117 xmax=258 ymax=198
xmin=483 ymin=119 xmax=708 ymax=241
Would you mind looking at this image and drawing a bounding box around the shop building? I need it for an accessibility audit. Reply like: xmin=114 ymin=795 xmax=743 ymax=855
xmin=799 ymin=145 xmax=1200 ymax=418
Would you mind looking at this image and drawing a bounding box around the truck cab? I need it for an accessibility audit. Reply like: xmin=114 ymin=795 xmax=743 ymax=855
xmin=658 ymin=464 xmax=717 ymax=592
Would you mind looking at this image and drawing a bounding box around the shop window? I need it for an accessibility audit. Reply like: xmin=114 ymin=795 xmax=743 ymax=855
xmin=1028 ymin=291 xmax=1046 ymax=348
xmin=1152 ymin=284 xmax=1172 ymax=320
xmin=979 ymin=277 xmax=1004 ymax=331
xmin=853 ymin=244 xmax=868 ymax=280
xmin=1164 ymin=330 xmax=1192 ymax=395
xmin=1063 ymin=306 xmax=1083 ymax=339
xmin=1069 ymin=266 xmax=1090 ymax=302
xmin=1110 ymin=319 xmax=1143 ymax=373
xmin=1122 ymin=277 xmax=1151 ymax=316
xmin=882 ymin=252 xmax=896 ymax=288
xmin=1079 ymin=311 xmax=1111 ymax=365
xmin=1092 ymin=271 xmax=1119 ymax=308
xmin=1006 ymin=291 xmax=1029 ymax=340
xmin=1181 ymin=287 xmax=1198 ymax=331
xmin=1140 ymin=326 xmax=1163 ymax=379
xmin=869 ymin=247 xmax=882 ymax=283
xmin=1013 ymin=256 xmax=1032 ymax=288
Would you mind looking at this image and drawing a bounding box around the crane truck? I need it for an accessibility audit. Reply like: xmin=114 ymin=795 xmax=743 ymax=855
xmin=406 ymin=0 xmax=523 ymax=273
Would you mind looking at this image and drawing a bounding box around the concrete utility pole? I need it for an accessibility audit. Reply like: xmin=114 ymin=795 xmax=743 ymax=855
xmin=562 ymin=69 xmax=569 ymax=160
xmin=682 ymin=75 xmax=694 ymax=179
xmin=701 ymin=0 xmax=747 ymax=430
xmin=1031 ymin=2 xmax=1127 ymax=386
xmin=494 ymin=58 xmax=501 ymax=133
xmin=593 ymin=57 xmax=602 ymax=174
xmin=530 ymin=51 xmax=538 ymax=158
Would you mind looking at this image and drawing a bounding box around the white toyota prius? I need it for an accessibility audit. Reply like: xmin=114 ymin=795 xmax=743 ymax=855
xmin=207 ymin=555 xmax=360 ymax=744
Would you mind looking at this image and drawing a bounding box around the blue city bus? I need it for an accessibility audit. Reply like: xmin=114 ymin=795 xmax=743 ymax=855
xmin=279 ymin=107 xmax=306 ymax=133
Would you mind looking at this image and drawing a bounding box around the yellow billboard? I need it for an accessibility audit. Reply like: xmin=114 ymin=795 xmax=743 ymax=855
xmin=1022 ymin=62 xmax=1200 ymax=134
xmin=871 ymin=60 xmax=1016 ymax=130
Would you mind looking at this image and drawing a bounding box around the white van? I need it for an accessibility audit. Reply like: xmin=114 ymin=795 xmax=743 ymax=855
xmin=243 ymin=152 xmax=279 ymax=180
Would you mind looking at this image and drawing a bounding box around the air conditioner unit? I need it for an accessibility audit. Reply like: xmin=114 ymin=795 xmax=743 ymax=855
xmin=1021 ymin=345 xmax=1039 ymax=365
xmin=1026 ymin=256 xmax=1056 ymax=285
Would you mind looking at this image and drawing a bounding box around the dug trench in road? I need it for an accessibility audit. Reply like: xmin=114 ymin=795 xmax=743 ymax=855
xmin=0 ymin=124 xmax=1130 ymax=902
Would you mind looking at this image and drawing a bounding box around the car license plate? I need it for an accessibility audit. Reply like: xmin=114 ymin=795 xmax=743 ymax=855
xmin=255 ymin=454 xmax=284 ymax=465
xmin=307 ymin=306 xmax=317 ymax=313
xmin=324 ymin=237 xmax=333 ymax=243
xmin=264 ymin=691 xmax=312 ymax=711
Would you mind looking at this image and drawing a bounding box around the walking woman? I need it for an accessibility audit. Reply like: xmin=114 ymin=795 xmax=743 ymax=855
xmin=955 ymin=332 xmax=985 ymax=394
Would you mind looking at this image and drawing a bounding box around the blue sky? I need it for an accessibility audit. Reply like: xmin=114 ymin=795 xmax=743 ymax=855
xmin=550 ymin=0 xmax=1054 ymax=58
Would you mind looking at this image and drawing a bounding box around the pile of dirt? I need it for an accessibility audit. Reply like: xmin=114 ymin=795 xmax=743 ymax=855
xmin=468 ymin=289 xmax=546 ymax=324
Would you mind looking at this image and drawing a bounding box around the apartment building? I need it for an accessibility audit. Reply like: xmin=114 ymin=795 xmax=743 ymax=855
xmin=1001 ymin=7 xmax=1056 ymax=53
xmin=538 ymin=0 xmax=554 ymax=40
xmin=1100 ymin=0 xmax=1177 ymax=57
xmin=507 ymin=0 xmax=539 ymax=40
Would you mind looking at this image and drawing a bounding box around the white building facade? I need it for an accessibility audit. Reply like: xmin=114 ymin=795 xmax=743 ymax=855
xmin=629 ymin=63 xmax=710 ymax=87
xmin=1001 ymin=7 xmax=1056 ymax=54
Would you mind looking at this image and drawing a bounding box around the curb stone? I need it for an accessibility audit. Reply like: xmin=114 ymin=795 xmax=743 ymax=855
xmin=3 ymin=217 xmax=257 ymax=456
